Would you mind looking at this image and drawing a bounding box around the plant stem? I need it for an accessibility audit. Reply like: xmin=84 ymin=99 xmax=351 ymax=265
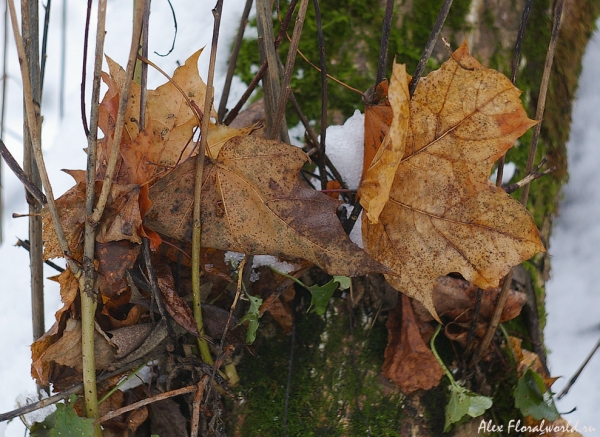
xmin=192 ymin=0 xmax=224 ymax=365
xmin=80 ymin=0 xmax=107 ymax=429
xmin=89 ymin=0 xmax=145 ymax=226
xmin=270 ymin=0 xmax=310 ymax=140
xmin=430 ymin=324 xmax=457 ymax=386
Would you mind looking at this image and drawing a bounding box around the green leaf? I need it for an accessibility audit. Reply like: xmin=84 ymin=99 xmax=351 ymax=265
xmin=333 ymin=275 xmax=351 ymax=290
xmin=514 ymin=368 xmax=560 ymax=421
xmin=444 ymin=385 xmax=493 ymax=431
xmin=307 ymin=276 xmax=349 ymax=315
xmin=239 ymin=292 xmax=263 ymax=344
xmin=30 ymin=395 xmax=95 ymax=437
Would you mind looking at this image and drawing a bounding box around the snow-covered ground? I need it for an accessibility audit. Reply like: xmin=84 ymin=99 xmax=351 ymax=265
xmin=544 ymin=23 xmax=600 ymax=435
xmin=0 ymin=1 xmax=598 ymax=435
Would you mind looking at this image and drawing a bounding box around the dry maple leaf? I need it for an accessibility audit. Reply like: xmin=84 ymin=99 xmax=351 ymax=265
xmin=362 ymin=42 xmax=544 ymax=319
xmin=146 ymin=135 xmax=387 ymax=277
xmin=382 ymin=294 xmax=444 ymax=394
xmin=359 ymin=63 xmax=410 ymax=223
xmin=363 ymin=79 xmax=393 ymax=179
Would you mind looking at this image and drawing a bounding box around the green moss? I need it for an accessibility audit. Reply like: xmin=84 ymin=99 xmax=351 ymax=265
xmin=232 ymin=291 xmax=406 ymax=435
xmin=234 ymin=0 xmax=473 ymax=128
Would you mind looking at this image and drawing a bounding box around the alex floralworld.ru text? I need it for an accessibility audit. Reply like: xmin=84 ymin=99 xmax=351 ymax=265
xmin=478 ymin=419 xmax=596 ymax=434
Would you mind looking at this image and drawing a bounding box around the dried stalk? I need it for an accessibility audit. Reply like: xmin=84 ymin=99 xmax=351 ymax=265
xmin=21 ymin=0 xmax=45 ymax=352
xmin=217 ymin=0 xmax=253 ymax=121
xmin=256 ymin=0 xmax=289 ymax=142
xmin=80 ymin=0 xmax=108 ymax=428
xmin=222 ymin=0 xmax=298 ymax=126
xmin=99 ymin=385 xmax=196 ymax=423
xmin=408 ymin=0 xmax=454 ymax=96
xmin=269 ymin=0 xmax=309 ymax=139
xmin=192 ymin=0 xmax=224 ymax=365
xmin=312 ymin=0 xmax=328 ymax=191
xmin=0 ymin=0 xmax=8 ymax=242
xmin=376 ymin=0 xmax=394 ymax=87
xmin=8 ymin=0 xmax=78 ymax=275
xmin=89 ymin=0 xmax=145 ymax=226
xmin=477 ymin=0 xmax=565 ymax=360
xmin=190 ymin=377 xmax=209 ymax=437
xmin=0 ymin=139 xmax=46 ymax=205
xmin=557 ymin=335 xmax=600 ymax=400
xmin=495 ymin=0 xmax=533 ymax=188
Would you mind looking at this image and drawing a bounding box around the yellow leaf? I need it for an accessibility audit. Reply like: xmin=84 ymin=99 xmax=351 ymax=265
xmin=362 ymin=42 xmax=544 ymax=319
xmin=359 ymin=62 xmax=410 ymax=223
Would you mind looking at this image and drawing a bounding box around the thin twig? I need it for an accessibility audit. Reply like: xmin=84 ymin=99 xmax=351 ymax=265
xmin=59 ymin=0 xmax=66 ymax=118
xmin=39 ymin=0 xmax=51 ymax=92
xmin=15 ymin=238 xmax=64 ymax=272
xmin=190 ymin=377 xmax=209 ymax=437
xmin=142 ymin=238 xmax=178 ymax=347
xmin=139 ymin=0 xmax=150 ymax=130
xmin=217 ymin=0 xmax=253 ymax=121
xmin=0 ymin=358 xmax=147 ymax=423
xmin=495 ymin=0 xmax=533 ymax=188
xmin=294 ymin=48 xmax=364 ymax=96
xmin=376 ymin=0 xmax=394 ymax=87
xmin=154 ymin=0 xmax=177 ymax=57
xmin=192 ymin=0 xmax=224 ymax=365
xmin=557 ymin=335 xmax=600 ymax=400
xmin=287 ymin=92 xmax=347 ymax=188
xmin=0 ymin=139 xmax=46 ymax=205
xmin=312 ymin=0 xmax=328 ymax=190
xmin=89 ymin=0 xmax=145 ymax=226
xmin=477 ymin=0 xmax=565 ymax=360
xmin=0 ymin=0 xmax=9 ymax=242
xmin=504 ymin=161 xmax=555 ymax=194
xmin=270 ymin=0 xmax=310 ymax=139
xmin=99 ymin=385 xmax=196 ymax=423
xmin=80 ymin=0 xmax=92 ymax=135
xmin=408 ymin=0 xmax=454 ymax=97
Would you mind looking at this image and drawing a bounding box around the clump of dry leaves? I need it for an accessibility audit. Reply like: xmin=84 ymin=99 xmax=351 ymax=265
xmin=32 ymin=42 xmax=550 ymax=433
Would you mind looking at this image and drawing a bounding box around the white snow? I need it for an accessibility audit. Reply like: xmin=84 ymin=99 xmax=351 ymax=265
xmin=544 ymin=22 xmax=600 ymax=434
xmin=321 ymin=109 xmax=364 ymax=190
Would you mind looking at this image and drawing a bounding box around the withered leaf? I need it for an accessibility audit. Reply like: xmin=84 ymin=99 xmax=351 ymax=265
xmin=360 ymin=63 xmax=410 ymax=223
xmin=108 ymin=323 xmax=154 ymax=359
xmin=412 ymin=276 xmax=527 ymax=325
xmin=363 ymin=79 xmax=393 ymax=179
xmin=362 ymin=42 xmax=544 ymax=318
xmin=156 ymin=267 xmax=199 ymax=337
xmin=37 ymin=319 xmax=116 ymax=381
xmin=382 ymin=295 xmax=444 ymax=394
xmin=146 ymin=135 xmax=387 ymax=277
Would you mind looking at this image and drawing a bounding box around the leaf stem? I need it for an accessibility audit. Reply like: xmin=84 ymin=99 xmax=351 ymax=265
xmin=430 ymin=324 xmax=458 ymax=387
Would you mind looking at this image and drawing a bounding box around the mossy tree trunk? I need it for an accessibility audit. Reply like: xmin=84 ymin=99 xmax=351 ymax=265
xmin=228 ymin=1 xmax=600 ymax=435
